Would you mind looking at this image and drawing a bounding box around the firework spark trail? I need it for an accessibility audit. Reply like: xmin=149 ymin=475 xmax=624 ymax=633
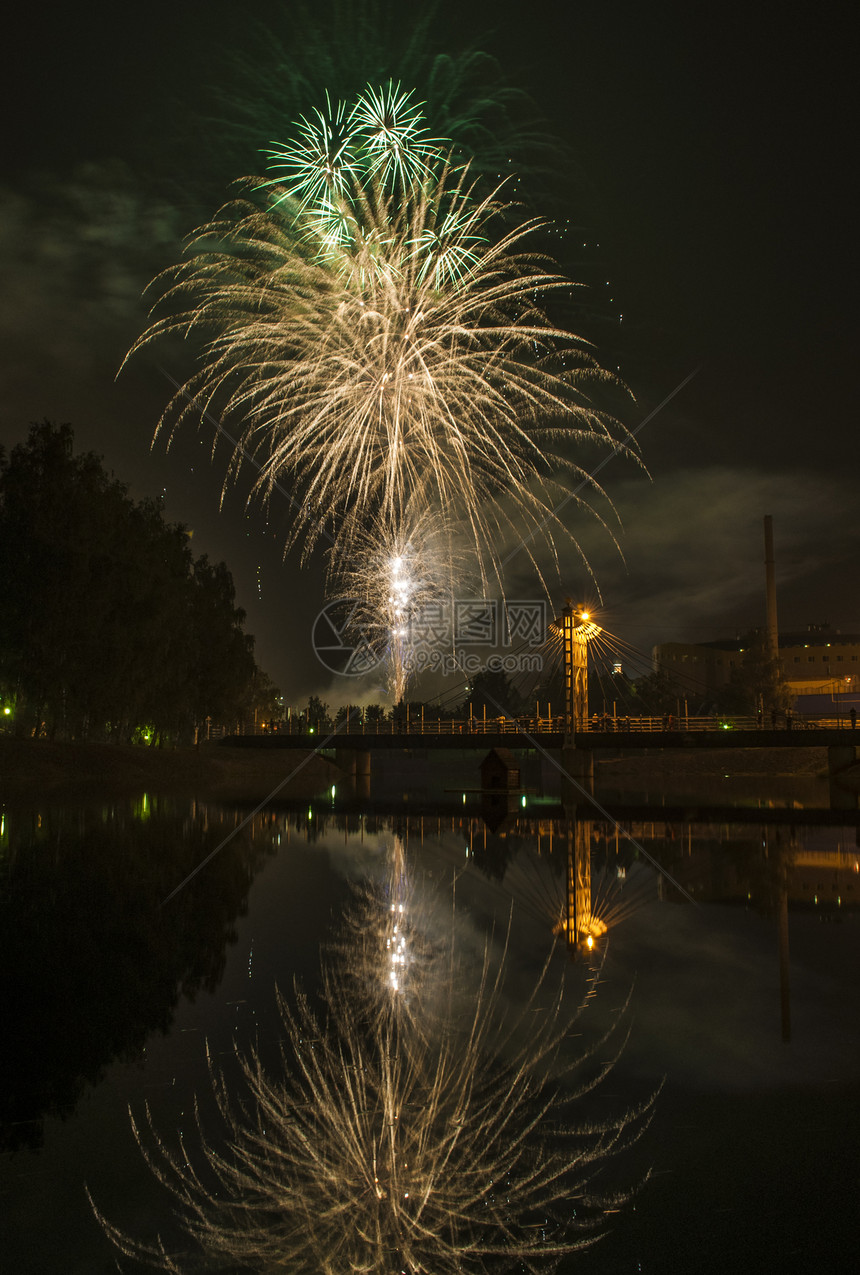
xmin=261 ymin=81 xmax=442 ymax=222
xmin=202 ymin=1 xmax=585 ymax=223
xmin=158 ymin=365 xmax=336 ymax=546
xmin=126 ymin=90 xmax=639 ymax=604
xmin=124 ymin=86 xmax=645 ymax=707
xmin=328 ymin=499 xmax=470 ymax=699
xmin=500 ymin=366 xmax=701 ymax=570
xmin=92 ymin=840 xmax=654 ymax=1272
xmin=129 ymin=178 xmax=632 ymax=570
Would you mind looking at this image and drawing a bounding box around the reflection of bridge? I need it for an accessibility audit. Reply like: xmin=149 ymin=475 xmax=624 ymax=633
xmin=257 ymin=797 xmax=860 ymax=977
xmin=264 ymin=791 xmax=860 ymax=827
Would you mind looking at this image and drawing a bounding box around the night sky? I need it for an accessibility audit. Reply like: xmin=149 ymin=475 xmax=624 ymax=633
xmin=2 ymin=0 xmax=856 ymax=703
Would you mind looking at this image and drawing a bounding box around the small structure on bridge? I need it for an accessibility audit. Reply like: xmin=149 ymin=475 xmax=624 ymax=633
xmin=480 ymin=748 xmax=521 ymax=791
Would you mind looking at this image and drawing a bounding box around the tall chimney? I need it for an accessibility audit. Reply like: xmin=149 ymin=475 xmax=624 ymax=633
xmin=764 ymin=515 xmax=779 ymax=664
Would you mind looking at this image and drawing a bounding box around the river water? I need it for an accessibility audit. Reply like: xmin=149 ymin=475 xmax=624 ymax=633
xmin=1 ymin=751 xmax=858 ymax=1272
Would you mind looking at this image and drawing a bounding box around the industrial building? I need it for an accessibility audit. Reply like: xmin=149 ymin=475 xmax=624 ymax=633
xmin=652 ymin=623 xmax=860 ymax=712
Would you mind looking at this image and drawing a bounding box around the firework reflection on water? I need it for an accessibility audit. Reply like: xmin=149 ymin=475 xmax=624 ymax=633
xmin=93 ymin=835 xmax=654 ymax=1273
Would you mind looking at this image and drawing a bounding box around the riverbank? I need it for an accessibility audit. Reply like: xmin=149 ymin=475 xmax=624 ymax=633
xmin=2 ymin=737 xmax=857 ymax=806
xmin=597 ymin=745 xmax=860 ymax=805
xmin=0 ymin=737 xmax=340 ymax=804
xmin=600 ymin=744 xmax=860 ymax=790
xmin=597 ymin=745 xmax=826 ymax=779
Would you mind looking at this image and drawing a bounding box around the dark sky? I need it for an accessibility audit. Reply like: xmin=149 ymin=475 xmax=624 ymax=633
xmin=2 ymin=0 xmax=856 ymax=703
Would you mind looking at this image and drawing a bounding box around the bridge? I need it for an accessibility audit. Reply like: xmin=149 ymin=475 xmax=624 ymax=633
xmin=220 ymin=601 xmax=859 ymax=754
xmin=222 ymin=716 xmax=859 ymax=808
xmin=220 ymin=604 xmax=857 ymax=783
xmin=224 ymin=716 xmax=859 ymax=752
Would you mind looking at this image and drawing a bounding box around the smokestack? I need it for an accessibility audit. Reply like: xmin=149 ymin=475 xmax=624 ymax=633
xmin=764 ymin=515 xmax=779 ymax=663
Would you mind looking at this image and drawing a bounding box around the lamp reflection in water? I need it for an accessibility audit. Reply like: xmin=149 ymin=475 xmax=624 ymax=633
xmin=93 ymin=834 xmax=654 ymax=1273
xmin=554 ymin=821 xmax=656 ymax=958
xmin=474 ymin=804 xmax=656 ymax=962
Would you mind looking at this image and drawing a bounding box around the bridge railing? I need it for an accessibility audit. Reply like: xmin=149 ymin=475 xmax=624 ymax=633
xmin=222 ymin=712 xmax=856 ymax=738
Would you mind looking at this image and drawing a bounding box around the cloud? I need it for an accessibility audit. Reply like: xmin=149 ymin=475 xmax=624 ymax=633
xmin=503 ymin=463 xmax=858 ymax=652
xmin=0 ymin=161 xmax=184 ymax=404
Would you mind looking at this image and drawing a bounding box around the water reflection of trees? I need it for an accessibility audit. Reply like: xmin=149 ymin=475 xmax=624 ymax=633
xmin=0 ymin=800 xmax=276 ymax=1152
xmin=95 ymin=837 xmax=654 ymax=1273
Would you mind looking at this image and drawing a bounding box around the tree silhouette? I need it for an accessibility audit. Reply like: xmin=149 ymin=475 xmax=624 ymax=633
xmin=0 ymin=422 xmax=264 ymax=742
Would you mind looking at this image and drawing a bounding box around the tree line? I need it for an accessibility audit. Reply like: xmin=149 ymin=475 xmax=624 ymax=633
xmin=289 ymin=649 xmax=791 ymax=736
xmin=0 ymin=422 xmax=278 ymax=743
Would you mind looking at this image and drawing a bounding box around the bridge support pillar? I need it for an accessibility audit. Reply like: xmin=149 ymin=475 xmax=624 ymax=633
xmin=335 ymin=748 xmax=357 ymax=776
xmin=561 ymin=742 xmax=594 ymax=799
xmin=828 ymin=745 xmax=859 ymax=810
xmin=335 ymin=749 xmax=371 ymax=778
xmin=828 ymin=744 xmax=859 ymax=773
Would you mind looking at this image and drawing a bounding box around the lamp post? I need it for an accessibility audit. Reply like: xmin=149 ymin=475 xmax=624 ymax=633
xmin=561 ymin=600 xmax=592 ymax=738
xmin=559 ymin=601 xmax=597 ymax=791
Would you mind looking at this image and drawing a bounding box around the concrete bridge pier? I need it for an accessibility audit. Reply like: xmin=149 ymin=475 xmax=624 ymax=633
xmin=828 ymin=744 xmax=859 ymax=771
xmin=335 ymin=748 xmax=356 ymax=776
xmin=335 ymin=748 xmax=371 ymax=779
xmin=828 ymin=744 xmax=859 ymax=810
xmin=561 ymin=741 xmax=594 ymax=799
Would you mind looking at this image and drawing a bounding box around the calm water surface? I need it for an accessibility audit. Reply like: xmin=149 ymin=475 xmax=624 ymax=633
xmin=1 ymin=752 xmax=858 ymax=1272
